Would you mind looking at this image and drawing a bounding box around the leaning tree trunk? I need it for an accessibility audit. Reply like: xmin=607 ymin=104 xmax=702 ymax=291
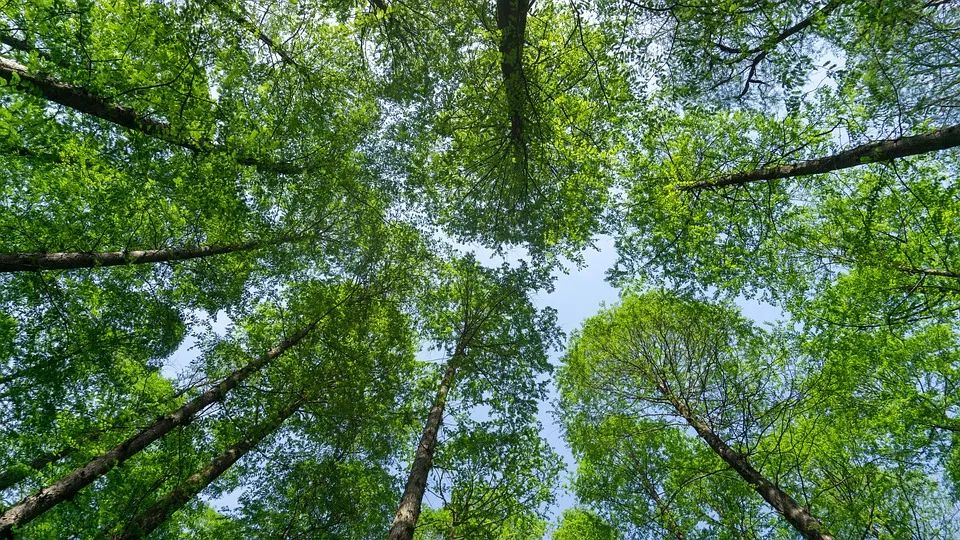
xmin=0 ymin=56 xmax=303 ymax=175
xmin=109 ymin=395 xmax=305 ymax=540
xmin=388 ymin=359 xmax=459 ymax=540
xmin=0 ymin=322 xmax=317 ymax=536
xmin=677 ymin=124 xmax=960 ymax=191
xmin=0 ymin=237 xmax=292 ymax=272
xmin=662 ymin=389 xmax=834 ymax=540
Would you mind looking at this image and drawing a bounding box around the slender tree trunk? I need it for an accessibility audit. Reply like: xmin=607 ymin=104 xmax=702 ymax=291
xmin=0 ymin=238 xmax=290 ymax=273
xmin=0 ymin=56 xmax=192 ymax=149
xmin=109 ymin=396 xmax=304 ymax=540
xmin=388 ymin=359 xmax=459 ymax=540
xmin=677 ymin=124 xmax=960 ymax=191
xmin=496 ymin=0 xmax=530 ymax=148
xmin=661 ymin=388 xmax=834 ymax=540
xmin=0 ymin=322 xmax=316 ymax=535
xmin=0 ymin=427 xmax=118 ymax=491
xmin=896 ymin=265 xmax=960 ymax=280
xmin=0 ymin=56 xmax=303 ymax=175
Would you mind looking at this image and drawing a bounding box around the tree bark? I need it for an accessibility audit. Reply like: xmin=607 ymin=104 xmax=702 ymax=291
xmin=388 ymin=359 xmax=459 ymax=540
xmin=109 ymin=396 xmax=304 ymax=540
xmin=496 ymin=0 xmax=530 ymax=149
xmin=0 ymin=427 xmax=114 ymax=491
xmin=0 ymin=322 xmax=316 ymax=535
xmin=0 ymin=238 xmax=289 ymax=273
xmin=676 ymin=124 xmax=960 ymax=191
xmin=661 ymin=388 xmax=834 ymax=540
xmin=0 ymin=56 xmax=304 ymax=175
xmin=896 ymin=265 xmax=960 ymax=280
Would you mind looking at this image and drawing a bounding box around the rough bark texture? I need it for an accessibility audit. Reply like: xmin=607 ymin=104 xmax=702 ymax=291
xmin=496 ymin=0 xmax=530 ymax=149
xmin=0 ymin=56 xmax=193 ymax=148
xmin=677 ymin=124 xmax=960 ymax=191
xmin=0 ymin=323 xmax=316 ymax=535
xmin=0 ymin=56 xmax=303 ymax=175
xmin=388 ymin=360 xmax=459 ymax=540
xmin=0 ymin=427 xmax=112 ymax=491
xmin=0 ymin=238 xmax=283 ymax=272
xmin=662 ymin=387 xmax=834 ymax=540
xmin=109 ymin=396 xmax=304 ymax=540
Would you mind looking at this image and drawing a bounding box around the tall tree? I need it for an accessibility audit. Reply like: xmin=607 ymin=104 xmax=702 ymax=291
xmin=561 ymin=291 xmax=959 ymax=539
xmin=389 ymin=256 xmax=559 ymax=540
xmin=0 ymin=237 xmax=298 ymax=273
xmin=561 ymin=292 xmax=836 ymax=539
xmin=108 ymin=393 xmax=306 ymax=540
xmin=417 ymin=419 xmax=561 ymax=539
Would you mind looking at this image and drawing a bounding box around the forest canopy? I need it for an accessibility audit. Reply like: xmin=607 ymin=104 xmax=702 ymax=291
xmin=1 ymin=0 xmax=959 ymax=538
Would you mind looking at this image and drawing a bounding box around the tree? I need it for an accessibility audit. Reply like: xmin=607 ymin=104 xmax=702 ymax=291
xmin=561 ymin=291 xmax=959 ymax=539
xmin=0 ymin=294 xmax=322 ymax=534
xmin=393 ymin=0 xmax=627 ymax=257
xmin=417 ymin=420 xmax=561 ymax=540
xmin=608 ymin=0 xmax=960 ymax=329
xmin=389 ymin=256 xmax=559 ymax=540
xmin=4 ymin=0 xmax=960 ymax=538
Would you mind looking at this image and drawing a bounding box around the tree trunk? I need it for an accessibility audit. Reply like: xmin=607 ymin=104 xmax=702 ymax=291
xmin=663 ymin=390 xmax=834 ymax=540
xmin=677 ymin=124 xmax=960 ymax=191
xmin=496 ymin=0 xmax=530 ymax=149
xmin=896 ymin=265 xmax=960 ymax=280
xmin=0 ymin=56 xmax=303 ymax=175
xmin=388 ymin=360 xmax=459 ymax=540
xmin=0 ymin=238 xmax=288 ymax=272
xmin=109 ymin=396 xmax=304 ymax=540
xmin=0 ymin=322 xmax=316 ymax=535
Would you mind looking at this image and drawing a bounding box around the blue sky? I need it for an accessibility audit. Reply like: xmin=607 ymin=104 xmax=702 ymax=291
xmin=530 ymin=236 xmax=619 ymax=520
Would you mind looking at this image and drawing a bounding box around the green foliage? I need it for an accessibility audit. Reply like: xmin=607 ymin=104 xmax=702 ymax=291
xmin=552 ymin=508 xmax=615 ymax=540
xmin=2 ymin=0 xmax=959 ymax=538
xmin=560 ymin=291 xmax=959 ymax=539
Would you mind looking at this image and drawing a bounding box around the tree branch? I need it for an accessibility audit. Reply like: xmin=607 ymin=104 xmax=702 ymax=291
xmin=0 ymin=56 xmax=306 ymax=174
xmin=676 ymin=124 xmax=960 ymax=191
